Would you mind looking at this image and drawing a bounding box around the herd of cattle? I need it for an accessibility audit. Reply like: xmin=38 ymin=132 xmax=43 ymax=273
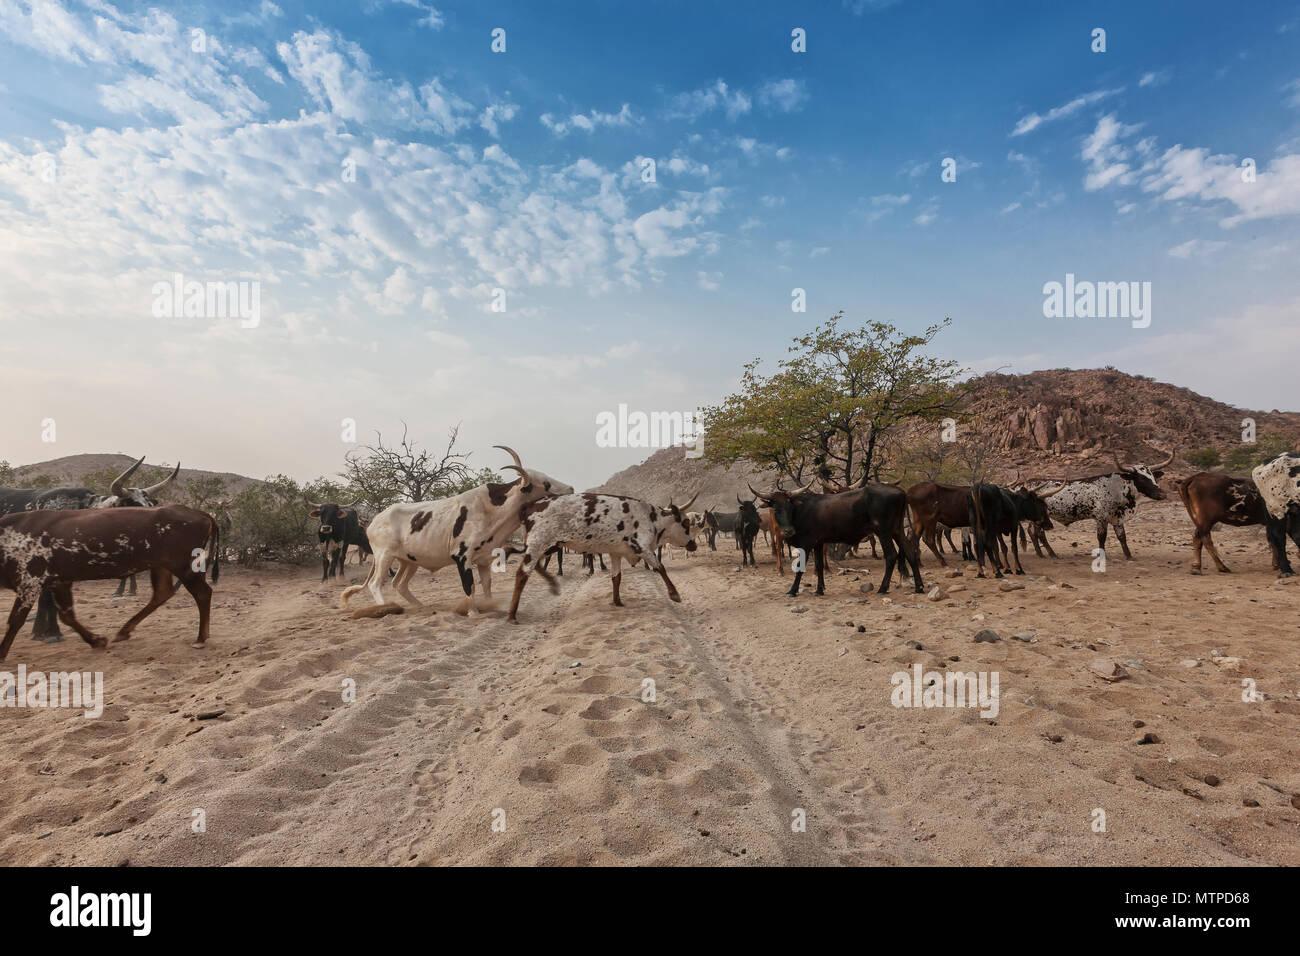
xmin=1 ymin=443 xmax=1300 ymax=659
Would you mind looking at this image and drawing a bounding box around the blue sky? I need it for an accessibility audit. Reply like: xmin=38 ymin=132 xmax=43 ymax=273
xmin=1 ymin=0 xmax=1298 ymax=490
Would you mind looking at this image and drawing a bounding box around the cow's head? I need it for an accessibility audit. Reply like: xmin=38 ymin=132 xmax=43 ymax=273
xmin=309 ymin=501 xmax=358 ymax=536
xmin=495 ymin=445 xmax=574 ymax=503
xmin=1113 ymin=444 xmax=1175 ymax=501
xmin=100 ymin=456 xmax=181 ymax=508
xmin=736 ymin=494 xmax=762 ymax=534
xmin=659 ymin=491 xmax=701 ymax=551
xmin=751 ymin=480 xmax=815 ymax=540
xmin=1013 ymin=487 xmax=1054 ymax=529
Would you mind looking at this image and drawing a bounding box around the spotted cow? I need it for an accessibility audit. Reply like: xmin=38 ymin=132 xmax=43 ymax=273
xmin=1033 ymin=445 xmax=1174 ymax=560
xmin=507 ymin=492 xmax=698 ymax=623
xmin=341 ymin=447 xmax=573 ymax=612
xmin=1251 ymin=453 xmax=1300 ymax=577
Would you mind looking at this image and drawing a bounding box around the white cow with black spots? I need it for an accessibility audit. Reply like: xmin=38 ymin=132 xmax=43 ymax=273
xmin=507 ymin=491 xmax=699 ymax=623
xmin=1034 ymin=444 xmax=1174 ymax=559
xmin=340 ymin=446 xmax=573 ymax=612
xmin=1251 ymin=453 xmax=1300 ymax=576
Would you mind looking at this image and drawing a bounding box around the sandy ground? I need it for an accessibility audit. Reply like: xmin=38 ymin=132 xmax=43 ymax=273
xmin=1 ymin=497 xmax=1298 ymax=866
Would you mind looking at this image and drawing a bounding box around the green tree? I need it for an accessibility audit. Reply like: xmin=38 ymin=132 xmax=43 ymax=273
xmin=700 ymin=314 xmax=966 ymax=485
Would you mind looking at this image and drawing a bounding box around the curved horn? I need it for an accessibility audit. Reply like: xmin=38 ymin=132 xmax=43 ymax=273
xmin=747 ymin=482 xmax=767 ymax=500
xmin=110 ymin=455 xmax=146 ymax=497
xmin=143 ymin=461 xmax=181 ymax=496
xmin=1112 ymin=452 xmax=1128 ymax=473
xmin=1038 ymin=482 xmax=1068 ymax=499
xmin=494 ymin=445 xmax=524 ymax=472
xmin=1146 ymin=442 xmax=1175 ymax=469
xmin=681 ymin=489 xmax=700 ymax=511
xmin=307 ymin=501 xmax=326 ymax=511
xmin=502 ymin=464 xmax=527 ymax=477
xmin=737 ymin=494 xmax=744 ymax=506
xmin=792 ymin=480 xmax=816 ymax=495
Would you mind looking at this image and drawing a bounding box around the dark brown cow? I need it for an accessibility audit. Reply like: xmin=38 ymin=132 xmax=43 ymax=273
xmin=1176 ymin=472 xmax=1270 ymax=574
xmin=0 ymin=505 xmax=220 ymax=661
xmin=906 ymin=481 xmax=972 ymax=565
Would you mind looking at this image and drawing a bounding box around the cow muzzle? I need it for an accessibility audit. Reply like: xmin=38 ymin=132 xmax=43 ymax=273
xmin=685 ymin=540 xmax=697 ymax=552
xmin=319 ymin=525 xmax=333 ymax=534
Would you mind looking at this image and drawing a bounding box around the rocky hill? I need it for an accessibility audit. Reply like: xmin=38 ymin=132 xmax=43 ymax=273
xmin=4 ymin=453 xmax=261 ymax=496
xmin=595 ymin=368 xmax=1300 ymax=502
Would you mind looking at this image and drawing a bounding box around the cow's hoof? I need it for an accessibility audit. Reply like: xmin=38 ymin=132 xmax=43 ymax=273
xmin=88 ymin=636 xmax=108 ymax=649
xmin=1280 ymin=570 xmax=1296 ymax=578
xmin=669 ymin=593 xmax=682 ymax=603
xmin=111 ymin=632 xmax=131 ymax=643
xmin=506 ymin=617 xmax=519 ymax=625
xmin=1217 ymin=567 xmax=1232 ymax=573
xmin=1015 ymin=569 xmax=1025 ymax=576
xmin=190 ymin=641 xmax=207 ymax=649
xmin=37 ymin=634 xmax=65 ymax=644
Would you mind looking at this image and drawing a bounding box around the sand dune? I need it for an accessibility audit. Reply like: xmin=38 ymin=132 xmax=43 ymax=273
xmin=1 ymin=498 xmax=1297 ymax=865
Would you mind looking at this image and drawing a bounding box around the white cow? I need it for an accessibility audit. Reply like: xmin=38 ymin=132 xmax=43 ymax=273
xmin=1251 ymin=453 xmax=1300 ymax=576
xmin=507 ymin=492 xmax=699 ymax=623
xmin=341 ymin=446 xmax=573 ymax=611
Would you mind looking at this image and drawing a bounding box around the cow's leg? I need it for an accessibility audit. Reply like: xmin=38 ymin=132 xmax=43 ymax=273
xmin=879 ymin=535 xmax=898 ymax=594
xmin=1036 ymin=526 xmax=1057 ymax=558
xmin=652 ymin=564 xmax=681 ymax=602
xmin=0 ymin=598 xmax=34 ymax=661
xmin=609 ymin=556 xmax=624 ymax=606
xmin=367 ymin=551 xmax=395 ymax=604
xmin=175 ymin=570 xmax=213 ymax=646
xmin=114 ymin=567 xmax=179 ymax=643
xmin=321 ymin=541 xmax=331 ymax=582
xmin=1202 ymin=531 xmax=1232 ymax=573
xmin=1266 ymin=516 xmax=1294 ymax=576
xmin=112 ymin=576 xmax=127 ymax=598
xmin=507 ymin=552 xmax=537 ymax=623
xmin=813 ymin=543 xmax=826 ymax=595
xmin=921 ymin=523 xmax=947 ymax=566
xmin=47 ymin=582 xmax=105 ymax=650
xmin=1113 ymin=521 xmax=1133 ymax=560
xmin=31 ymin=587 xmax=62 ymax=640
xmin=393 ymin=562 xmax=423 ymax=606
xmin=1095 ymin=519 xmax=1108 ymax=555
xmin=1010 ymin=528 xmax=1025 ymax=574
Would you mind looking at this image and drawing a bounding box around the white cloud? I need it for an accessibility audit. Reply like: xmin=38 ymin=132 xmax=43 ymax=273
xmin=540 ymin=103 xmax=637 ymax=136
xmin=1139 ymin=70 xmax=1171 ymax=88
xmin=665 ymin=80 xmax=751 ymax=121
xmin=1012 ymin=87 xmax=1123 ymax=137
xmin=758 ymin=78 xmax=808 ymax=113
xmin=1081 ymin=113 xmax=1142 ymax=191
xmin=1167 ymin=239 xmax=1227 ymax=258
xmin=479 ymin=101 xmax=519 ymax=138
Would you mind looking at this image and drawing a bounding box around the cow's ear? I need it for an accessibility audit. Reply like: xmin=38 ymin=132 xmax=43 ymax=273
xmin=309 ymin=508 xmax=321 ymax=517
xmin=338 ymin=509 xmax=351 ymax=519
xmin=1152 ymin=470 xmax=1164 ymax=479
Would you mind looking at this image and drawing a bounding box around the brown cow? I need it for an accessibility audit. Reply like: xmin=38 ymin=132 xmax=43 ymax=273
xmin=906 ymin=481 xmax=972 ymax=566
xmin=761 ymin=506 xmax=788 ymax=574
xmin=1176 ymin=472 xmax=1270 ymax=573
xmin=0 ymin=505 xmax=219 ymax=661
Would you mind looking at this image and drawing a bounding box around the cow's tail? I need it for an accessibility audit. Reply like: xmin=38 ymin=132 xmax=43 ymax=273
xmin=1176 ymin=475 xmax=1192 ymax=511
xmin=341 ymin=567 xmax=374 ymax=608
xmin=208 ymin=516 xmax=221 ymax=583
xmin=970 ymin=484 xmax=987 ymax=563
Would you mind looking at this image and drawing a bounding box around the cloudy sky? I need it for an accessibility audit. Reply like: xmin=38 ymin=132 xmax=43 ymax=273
xmin=0 ymin=0 xmax=1297 ymax=491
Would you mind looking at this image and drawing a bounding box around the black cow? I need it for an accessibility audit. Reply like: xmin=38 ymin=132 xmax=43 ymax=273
xmin=309 ymin=501 xmax=372 ymax=581
xmin=736 ymin=495 xmax=761 ymax=567
xmin=754 ymin=480 xmax=923 ymax=597
xmin=967 ymin=483 xmax=1025 ymax=578
xmin=0 ymin=456 xmax=179 ymax=639
xmin=704 ymin=508 xmax=740 ymax=551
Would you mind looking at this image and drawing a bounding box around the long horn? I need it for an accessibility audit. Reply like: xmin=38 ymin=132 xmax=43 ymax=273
xmin=747 ymin=482 xmax=767 ymax=500
xmin=502 ymin=464 xmax=526 ymax=477
xmin=1038 ymin=482 xmax=1068 ymax=498
xmin=682 ymin=489 xmax=700 ymax=511
xmin=792 ymin=480 xmax=816 ymax=495
xmin=737 ymin=494 xmax=744 ymax=506
xmin=494 ymin=445 xmax=525 ymax=472
xmin=1147 ymin=442 xmax=1175 ymax=469
xmin=143 ymin=461 xmax=181 ymax=496
xmin=1112 ymin=452 xmax=1127 ymax=473
xmin=110 ymin=455 xmax=146 ymax=497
